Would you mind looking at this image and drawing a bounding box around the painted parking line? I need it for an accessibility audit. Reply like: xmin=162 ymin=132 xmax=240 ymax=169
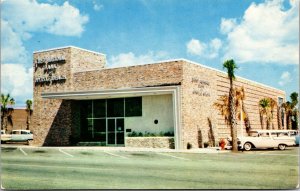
xmin=2 ymin=162 xmax=116 ymax=171
xmin=156 ymin=152 xmax=190 ymax=161
xmin=19 ymin=148 xmax=28 ymax=156
xmin=58 ymin=148 xmax=74 ymax=157
xmin=102 ymin=151 xmax=128 ymax=159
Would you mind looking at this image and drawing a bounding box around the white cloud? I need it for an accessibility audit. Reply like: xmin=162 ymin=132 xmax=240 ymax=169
xmin=186 ymin=39 xmax=204 ymax=56
xmin=220 ymin=18 xmax=237 ymax=34
xmin=93 ymin=1 xmax=103 ymax=11
xmin=186 ymin=38 xmax=222 ymax=59
xmin=108 ymin=51 xmax=169 ymax=68
xmin=2 ymin=0 xmax=89 ymax=37
xmin=1 ymin=64 xmax=33 ymax=106
xmin=1 ymin=20 xmax=28 ymax=63
xmin=278 ymin=71 xmax=292 ymax=86
xmin=222 ymin=0 xmax=299 ymax=65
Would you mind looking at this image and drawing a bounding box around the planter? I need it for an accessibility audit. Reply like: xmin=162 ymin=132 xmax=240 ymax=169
xmin=125 ymin=137 xmax=174 ymax=149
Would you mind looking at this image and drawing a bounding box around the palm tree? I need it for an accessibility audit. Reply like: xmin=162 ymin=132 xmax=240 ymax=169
xmin=214 ymin=95 xmax=231 ymax=126
xmin=290 ymin=92 xmax=298 ymax=129
xmin=282 ymin=92 xmax=299 ymax=129
xmin=267 ymin=97 xmax=277 ymax=130
xmin=282 ymin=101 xmax=293 ymax=129
xmin=1 ymin=93 xmax=15 ymax=131
xmin=223 ymin=59 xmax=238 ymax=152
xmin=235 ymin=87 xmax=252 ymax=134
xmin=214 ymin=87 xmax=250 ymax=135
xmin=26 ymin=99 xmax=33 ymax=130
xmin=259 ymin=98 xmax=271 ymax=130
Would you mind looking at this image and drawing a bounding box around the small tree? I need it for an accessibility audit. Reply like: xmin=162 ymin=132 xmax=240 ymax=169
xmin=259 ymin=98 xmax=273 ymax=130
xmin=1 ymin=93 xmax=15 ymax=131
xmin=26 ymin=100 xmax=33 ymax=130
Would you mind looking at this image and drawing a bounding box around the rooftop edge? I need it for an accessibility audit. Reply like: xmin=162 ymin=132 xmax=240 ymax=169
xmin=33 ymin=46 xmax=106 ymax=56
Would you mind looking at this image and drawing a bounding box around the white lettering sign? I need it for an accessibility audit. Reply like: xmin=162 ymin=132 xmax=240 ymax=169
xmin=35 ymin=55 xmax=65 ymax=64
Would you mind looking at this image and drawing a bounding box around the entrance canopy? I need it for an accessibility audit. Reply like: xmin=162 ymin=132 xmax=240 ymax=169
xmin=41 ymin=86 xmax=179 ymax=100
xmin=41 ymin=86 xmax=182 ymax=149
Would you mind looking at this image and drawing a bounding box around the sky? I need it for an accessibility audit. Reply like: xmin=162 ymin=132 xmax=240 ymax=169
xmin=1 ymin=0 xmax=299 ymax=107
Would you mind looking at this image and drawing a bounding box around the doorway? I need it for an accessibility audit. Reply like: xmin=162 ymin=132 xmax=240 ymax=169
xmin=107 ymin=118 xmax=125 ymax=146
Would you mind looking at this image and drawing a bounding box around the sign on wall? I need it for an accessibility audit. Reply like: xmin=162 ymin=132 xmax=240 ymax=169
xmin=34 ymin=55 xmax=67 ymax=85
xmin=191 ymin=78 xmax=211 ymax=97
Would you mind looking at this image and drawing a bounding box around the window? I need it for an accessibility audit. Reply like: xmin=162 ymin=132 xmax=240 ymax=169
xmin=80 ymin=100 xmax=93 ymax=118
xmin=107 ymin=98 xmax=124 ymax=117
xmin=125 ymin=97 xmax=142 ymax=117
xmin=94 ymin=100 xmax=106 ymax=118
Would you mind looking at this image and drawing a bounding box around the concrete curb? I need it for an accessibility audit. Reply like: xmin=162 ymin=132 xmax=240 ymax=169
xmin=1 ymin=145 xmax=231 ymax=154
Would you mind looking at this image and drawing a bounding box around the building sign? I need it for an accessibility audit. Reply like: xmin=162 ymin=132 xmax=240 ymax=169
xmin=34 ymin=55 xmax=66 ymax=85
xmin=191 ymin=78 xmax=211 ymax=97
xmin=34 ymin=55 xmax=65 ymax=65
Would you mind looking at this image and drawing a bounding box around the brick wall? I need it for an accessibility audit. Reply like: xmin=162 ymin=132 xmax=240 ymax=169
xmin=6 ymin=109 xmax=28 ymax=132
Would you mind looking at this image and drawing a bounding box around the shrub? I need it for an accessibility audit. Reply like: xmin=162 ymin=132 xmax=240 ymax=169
xmin=187 ymin=142 xmax=192 ymax=149
xmin=164 ymin=131 xmax=174 ymax=136
xmin=127 ymin=131 xmax=138 ymax=137
xmin=204 ymin=142 xmax=209 ymax=148
xmin=138 ymin=132 xmax=143 ymax=136
xmin=127 ymin=131 xmax=174 ymax=137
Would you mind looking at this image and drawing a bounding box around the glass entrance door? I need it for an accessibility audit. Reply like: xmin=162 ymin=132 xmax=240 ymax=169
xmin=107 ymin=118 xmax=124 ymax=146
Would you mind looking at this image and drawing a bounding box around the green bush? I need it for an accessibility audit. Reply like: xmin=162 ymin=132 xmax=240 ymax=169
xmin=127 ymin=131 xmax=174 ymax=137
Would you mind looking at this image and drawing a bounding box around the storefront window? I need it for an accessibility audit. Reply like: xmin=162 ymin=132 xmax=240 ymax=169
xmin=125 ymin=97 xmax=142 ymax=117
xmin=107 ymin=98 xmax=124 ymax=117
xmin=79 ymin=97 xmax=142 ymax=144
xmin=94 ymin=100 xmax=106 ymax=118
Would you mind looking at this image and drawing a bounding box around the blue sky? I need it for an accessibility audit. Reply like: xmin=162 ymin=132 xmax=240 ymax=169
xmin=1 ymin=0 xmax=299 ymax=107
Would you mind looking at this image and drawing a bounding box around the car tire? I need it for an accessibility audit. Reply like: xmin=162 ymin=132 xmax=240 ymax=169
xmin=278 ymin=144 xmax=286 ymax=150
xmin=244 ymin=142 xmax=252 ymax=151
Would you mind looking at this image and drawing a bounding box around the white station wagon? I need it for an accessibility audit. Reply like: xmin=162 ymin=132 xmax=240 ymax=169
xmin=1 ymin=130 xmax=33 ymax=143
xmin=237 ymin=130 xmax=296 ymax=151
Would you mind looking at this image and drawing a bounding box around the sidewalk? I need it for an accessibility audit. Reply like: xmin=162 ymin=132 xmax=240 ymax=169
xmin=1 ymin=144 xmax=230 ymax=153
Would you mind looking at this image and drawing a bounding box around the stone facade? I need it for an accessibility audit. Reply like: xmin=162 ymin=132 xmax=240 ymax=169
xmin=32 ymin=46 xmax=286 ymax=149
xmin=125 ymin=137 xmax=174 ymax=149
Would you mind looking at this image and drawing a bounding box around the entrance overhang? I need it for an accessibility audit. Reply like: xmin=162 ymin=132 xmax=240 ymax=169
xmin=41 ymin=86 xmax=182 ymax=150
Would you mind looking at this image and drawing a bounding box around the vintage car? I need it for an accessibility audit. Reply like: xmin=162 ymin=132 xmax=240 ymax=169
xmin=288 ymin=130 xmax=299 ymax=145
xmin=1 ymin=130 xmax=33 ymax=143
xmin=1 ymin=130 xmax=12 ymax=142
xmin=237 ymin=130 xmax=296 ymax=151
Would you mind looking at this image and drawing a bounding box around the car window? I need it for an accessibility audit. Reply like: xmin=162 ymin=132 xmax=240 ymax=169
xmin=21 ymin=131 xmax=28 ymax=134
xmin=12 ymin=131 xmax=21 ymax=134
xmin=260 ymin=133 xmax=269 ymax=137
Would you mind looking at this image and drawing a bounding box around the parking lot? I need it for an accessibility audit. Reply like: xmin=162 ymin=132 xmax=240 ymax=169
xmin=1 ymin=145 xmax=299 ymax=189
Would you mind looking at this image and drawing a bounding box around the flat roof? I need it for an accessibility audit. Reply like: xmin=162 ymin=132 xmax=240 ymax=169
xmin=33 ymin=46 xmax=106 ymax=56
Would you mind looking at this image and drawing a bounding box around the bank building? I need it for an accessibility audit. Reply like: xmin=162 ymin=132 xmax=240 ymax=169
xmin=32 ymin=46 xmax=286 ymax=149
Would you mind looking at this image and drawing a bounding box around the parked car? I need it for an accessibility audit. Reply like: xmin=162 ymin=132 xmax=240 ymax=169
xmin=227 ymin=130 xmax=296 ymax=151
xmin=288 ymin=130 xmax=299 ymax=145
xmin=1 ymin=130 xmax=33 ymax=143
xmin=1 ymin=130 xmax=12 ymax=142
